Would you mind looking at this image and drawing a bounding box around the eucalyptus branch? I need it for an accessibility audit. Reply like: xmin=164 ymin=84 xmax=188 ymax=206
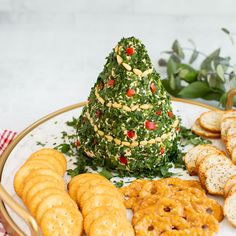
xmin=158 ymin=34 xmax=236 ymax=108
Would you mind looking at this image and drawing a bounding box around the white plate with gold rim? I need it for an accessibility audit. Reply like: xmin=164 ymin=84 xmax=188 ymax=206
xmin=0 ymin=98 xmax=235 ymax=236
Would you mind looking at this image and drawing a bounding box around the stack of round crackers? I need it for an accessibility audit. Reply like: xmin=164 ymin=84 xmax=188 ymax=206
xmin=192 ymin=110 xmax=236 ymax=164
xmin=191 ymin=110 xmax=223 ymax=139
xmin=68 ymin=173 xmax=134 ymax=236
xmin=184 ymin=143 xmax=236 ymax=228
xmin=120 ymin=178 xmax=222 ymax=235
xmin=192 ymin=110 xmax=236 ymax=145
xmin=14 ymin=148 xmax=83 ymax=236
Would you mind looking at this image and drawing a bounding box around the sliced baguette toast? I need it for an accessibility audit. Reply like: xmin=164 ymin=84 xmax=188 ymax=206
xmin=224 ymin=192 xmax=236 ymax=227
xmin=198 ymin=153 xmax=231 ymax=190
xmin=232 ymin=146 xmax=236 ymax=165
xmin=192 ymin=119 xmax=221 ymax=139
xmin=199 ymin=111 xmax=223 ymax=133
xmin=184 ymin=144 xmax=217 ymax=176
xmin=221 ymin=110 xmax=236 ymax=121
xmin=224 ymin=174 xmax=236 ymax=197
xmin=226 ymin=135 xmax=236 ymax=155
xmin=221 ymin=117 xmax=236 ymax=143
xmin=228 ymin=185 xmax=236 ymax=197
xmin=227 ymin=126 xmax=236 ymax=138
xmin=205 ymin=163 xmax=236 ymax=196
xmin=195 ymin=147 xmax=224 ymax=173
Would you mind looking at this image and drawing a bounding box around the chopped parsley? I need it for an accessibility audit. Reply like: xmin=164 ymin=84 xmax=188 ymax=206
xmin=36 ymin=141 xmax=46 ymax=147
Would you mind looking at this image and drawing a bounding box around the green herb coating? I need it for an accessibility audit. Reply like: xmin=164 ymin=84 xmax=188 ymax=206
xmin=75 ymin=37 xmax=180 ymax=176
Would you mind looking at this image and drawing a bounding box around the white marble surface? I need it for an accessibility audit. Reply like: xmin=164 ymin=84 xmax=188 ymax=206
xmin=0 ymin=0 xmax=236 ymax=132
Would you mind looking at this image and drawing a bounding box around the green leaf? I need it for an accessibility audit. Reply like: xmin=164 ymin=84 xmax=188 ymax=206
xmin=171 ymin=54 xmax=181 ymax=64
xmin=202 ymin=92 xmax=222 ymax=101
xmin=215 ymin=57 xmax=230 ymax=71
xmin=179 ymin=69 xmax=189 ymax=78
xmin=222 ymin=28 xmax=234 ymax=44
xmin=169 ymin=74 xmax=176 ymax=90
xmin=167 ymin=58 xmax=177 ymax=77
xmin=99 ymin=168 xmax=113 ymax=180
xmin=158 ymin=58 xmax=167 ymax=66
xmin=188 ymin=39 xmax=196 ymax=48
xmin=222 ymin=27 xmax=230 ymax=34
xmin=178 ymin=64 xmax=198 ymax=83
xmin=233 ymin=65 xmax=236 ymax=74
xmin=55 ymin=143 xmax=70 ymax=154
xmin=115 ymin=181 xmax=124 ymax=188
xmin=178 ymin=81 xmax=211 ymax=98
xmin=200 ymin=48 xmax=221 ymax=70
xmin=229 ymin=74 xmax=236 ymax=88
xmin=206 ymin=73 xmax=226 ymax=93
xmin=172 ymin=40 xmax=185 ymax=59
xmin=161 ymin=79 xmax=179 ymax=96
xmin=216 ymin=65 xmax=225 ymax=82
xmin=189 ymin=50 xmax=199 ymax=64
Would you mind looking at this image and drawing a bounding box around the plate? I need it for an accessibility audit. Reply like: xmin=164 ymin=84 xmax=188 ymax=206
xmin=0 ymin=99 xmax=235 ymax=235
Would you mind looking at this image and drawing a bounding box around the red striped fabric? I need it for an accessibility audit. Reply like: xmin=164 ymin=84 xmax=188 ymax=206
xmin=0 ymin=130 xmax=17 ymax=156
xmin=0 ymin=129 xmax=17 ymax=235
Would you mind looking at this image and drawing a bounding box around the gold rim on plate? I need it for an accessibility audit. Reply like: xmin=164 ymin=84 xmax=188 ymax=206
xmin=0 ymin=94 xmax=235 ymax=236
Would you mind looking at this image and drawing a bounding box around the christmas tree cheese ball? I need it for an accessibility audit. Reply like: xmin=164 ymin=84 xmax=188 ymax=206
xmin=77 ymin=37 xmax=180 ymax=176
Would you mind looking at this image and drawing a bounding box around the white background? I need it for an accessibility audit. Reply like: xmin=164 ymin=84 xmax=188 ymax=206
xmin=0 ymin=0 xmax=236 ymax=131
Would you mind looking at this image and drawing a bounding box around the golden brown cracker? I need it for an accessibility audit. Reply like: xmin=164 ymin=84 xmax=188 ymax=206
xmin=14 ymin=162 xmax=56 ymax=197
xmin=27 ymin=188 xmax=64 ymax=216
xmin=81 ymin=194 xmax=126 ymax=217
xmin=36 ymin=193 xmax=77 ymax=224
xmin=26 ymin=154 xmax=64 ymax=176
xmin=40 ymin=205 xmax=83 ymax=236
xmin=21 ymin=175 xmax=64 ymax=203
xmin=30 ymin=148 xmax=67 ymax=173
xmin=89 ymin=213 xmax=134 ymax=236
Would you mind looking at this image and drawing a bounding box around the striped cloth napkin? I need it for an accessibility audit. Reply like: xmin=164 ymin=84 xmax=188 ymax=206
xmin=0 ymin=129 xmax=17 ymax=236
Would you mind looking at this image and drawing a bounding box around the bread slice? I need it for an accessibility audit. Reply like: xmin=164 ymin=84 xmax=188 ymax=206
xmin=184 ymin=144 xmax=219 ymax=176
xmin=195 ymin=147 xmax=224 ymax=173
xmin=228 ymin=185 xmax=236 ymax=197
xmin=192 ymin=119 xmax=221 ymax=139
xmin=205 ymin=163 xmax=236 ymax=196
xmin=226 ymin=135 xmax=236 ymax=155
xmin=221 ymin=117 xmax=236 ymax=143
xmin=198 ymin=153 xmax=231 ymax=190
xmin=224 ymin=174 xmax=236 ymax=197
xmin=199 ymin=111 xmax=223 ymax=133
xmin=222 ymin=110 xmax=236 ymax=121
xmin=227 ymin=126 xmax=236 ymax=138
xmin=232 ymin=146 xmax=236 ymax=164
xmin=224 ymin=192 xmax=236 ymax=227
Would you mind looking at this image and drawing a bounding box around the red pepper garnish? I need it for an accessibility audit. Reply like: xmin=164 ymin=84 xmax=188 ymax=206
xmin=160 ymin=147 xmax=165 ymax=155
xmin=75 ymin=140 xmax=80 ymax=147
xmin=145 ymin=120 xmax=156 ymax=130
xmin=119 ymin=156 xmax=128 ymax=165
xmin=156 ymin=110 xmax=162 ymax=115
xmin=150 ymin=83 xmax=156 ymax=93
xmin=126 ymin=89 xmax=135 ymax=97
xmin=127 ymin=130 xmax=135 ymax=139
xmin=107 ymin=79 xmax=115 ymax=87
xmin=168 ymin=111 xmax=173 ymax=118
xmin=126 ymin=47 xmax=134 ymax=56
